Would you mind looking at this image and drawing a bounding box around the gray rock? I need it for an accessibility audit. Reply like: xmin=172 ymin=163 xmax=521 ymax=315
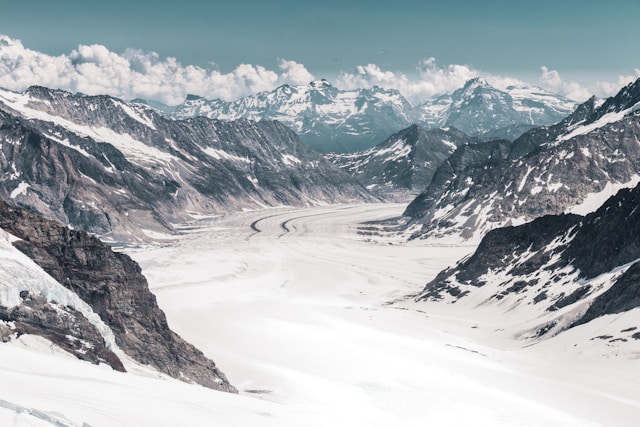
xmin=0 ymin=291 xmax=125 ymax=371
xmin=0 ymin=197 xmax=236 ymax=392
xmin=326 ymin=125 xmax=475 ymax=198
xmin=419 ymin=181 xmax=640 ymax=334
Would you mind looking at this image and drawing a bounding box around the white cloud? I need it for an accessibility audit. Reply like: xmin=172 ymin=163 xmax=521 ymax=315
xmin=0 ymin=35 xmax=313 ymax=105
xmin=0 ymin=34 xmax=637 ymax=107
xmin=537 ymin=66 xmax=591 ymax=102
xmin=277 ymin=59 xmax=315 ymax=86
xmin=335 ymin=58 xmax=479 ymax=104
xmin=536 ymin=66 xmax=640 ymax=102
xmin=592 ymin=69 xmax=640 ymax=98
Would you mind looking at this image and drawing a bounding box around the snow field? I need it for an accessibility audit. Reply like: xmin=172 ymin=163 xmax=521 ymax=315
xmin=1 ymin=203 xmax=639 ymax=426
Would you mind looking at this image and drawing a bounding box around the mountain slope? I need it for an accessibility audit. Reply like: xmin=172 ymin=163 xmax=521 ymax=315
xmin=405 ymin=78 xmax=640 ymax=241
xmin=174 ymin=80 xmax=415 ymax=153
xmin=326 ymin=125 xmax=475 ymax=197
xmin=419 ymin=182 xmax=640 ymax=347
xmin=0 ymin=86 xmax=374 ymax=241
xmin=0 ymin=197 xmax=235 ymax=392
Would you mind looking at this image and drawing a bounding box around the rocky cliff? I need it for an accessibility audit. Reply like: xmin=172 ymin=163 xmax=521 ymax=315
xmin=0 ymin=197 xmax=235 ymax=392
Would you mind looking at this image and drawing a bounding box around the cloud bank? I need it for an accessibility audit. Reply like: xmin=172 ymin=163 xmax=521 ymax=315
xmin=0 ymin=35 xmax=637 ymax=106
xmin=0 ymin=35 xmax=311 ymax=105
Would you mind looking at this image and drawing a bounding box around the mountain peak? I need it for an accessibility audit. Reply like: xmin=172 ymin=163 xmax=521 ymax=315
xmin=463 ymin=77 xmax=491 ymax=90
xmin=309 ymin=79 xmax=332 ymax=90
xmin=185 ymin=94 xmax=205 ymax=101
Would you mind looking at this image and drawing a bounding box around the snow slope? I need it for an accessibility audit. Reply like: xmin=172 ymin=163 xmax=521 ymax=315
xmin=2 ymin=204 xmax=639 ymax=426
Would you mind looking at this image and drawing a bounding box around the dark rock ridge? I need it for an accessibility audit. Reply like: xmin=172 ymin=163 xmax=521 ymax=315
xmin=508 ymin=95 xmax=603 ymax=160
xmin=326 ymin=125 xmax=476 ymax=198
xmin=405 ymin=78 xmax=640 ymax=241
xmin=0 ymin=198 xmax=236 ymax=392
xmin=0 ymin=290 xmax=125 ymax=371
xmin=420 ymin=182 xmax=640 ymax=337
xmin=169 ymin=78 xmax=575 ymax=153
xmin=0 ymin=85 xmax=374 ymax=241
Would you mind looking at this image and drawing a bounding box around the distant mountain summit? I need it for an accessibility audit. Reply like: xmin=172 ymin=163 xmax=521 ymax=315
xmin=169 ymin=78 xmax=577 ymax=153
xmin=415 ymin=77 xmax=577 ymax=138
xmin=174 ymin=80 xmax=415 ymax=153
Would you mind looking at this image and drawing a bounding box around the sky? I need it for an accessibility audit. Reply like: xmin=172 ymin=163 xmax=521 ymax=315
xmin=0 ymin=0 xmax=638 ymax=105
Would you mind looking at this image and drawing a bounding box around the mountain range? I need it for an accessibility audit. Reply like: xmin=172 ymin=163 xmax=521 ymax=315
xmin=404 ymin=78 xmax=640 ymax=241
xmin=0 ymin=85 xmax=374 ymax=241
xmin=2 ymin=70 xmax=640 ymax=422
xmin=162 ymin=78 xmax=576 ymax=153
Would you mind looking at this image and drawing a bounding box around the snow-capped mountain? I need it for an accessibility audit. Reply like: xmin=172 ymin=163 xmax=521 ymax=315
xmin=0 ymin=85 xmax=375 ymax=241
xmin=420 ymin=181 xmax=640 ymax=348
xmin=415 ymin=77 xmax=577 ymax=137
xmin=173 ymin=79 xmax=415 ymax=153
xmin=169 ymin=78 xmax=576 ymax=153
xmin=404 ymin=78 xmax=640 ymax=241
xmin=0 ymin=197 xmax=235 ymax=392
xmin=326 ymin=125 xmax=475 ymax=198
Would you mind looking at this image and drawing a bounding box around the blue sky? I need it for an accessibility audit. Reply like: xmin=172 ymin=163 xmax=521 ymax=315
xmin=0 ymin=0 xmax=638 ymax=104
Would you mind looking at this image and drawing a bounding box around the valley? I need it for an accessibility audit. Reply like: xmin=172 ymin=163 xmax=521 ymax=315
xmin=3 ymin=204 xmax=630 ymax=426
xmin=0 ymin=26 xmax=638 ymax=425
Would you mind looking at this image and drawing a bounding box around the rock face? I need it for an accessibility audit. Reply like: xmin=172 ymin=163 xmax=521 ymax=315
xmin=404 ymin=78 xmax=640 ymax=241
xmin=403 ymin=138 xmax=513 ymax=239
xmin=0 ymin=85 xmax=374 ymax=241
xmin=0 ymin=290 xmax=125 ymax=372
xmin=169 ymin=78 xmax=576 ymax=153
xmin=327 ymin=125 xmax=475 ymax=198
xmin=0 ymin=197 xmax=236 ymax=392
xmin=420 ymin=182 xmax=640 ymax=338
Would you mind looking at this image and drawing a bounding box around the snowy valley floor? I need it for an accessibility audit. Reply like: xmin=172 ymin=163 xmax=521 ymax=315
xmin=1 ymin=203 xmax=640 ymax=426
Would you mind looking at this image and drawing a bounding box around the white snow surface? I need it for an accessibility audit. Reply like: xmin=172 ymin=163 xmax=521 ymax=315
xmin=9 ymin=181 xmax=30 ymax=199
xmin=557 ymin=101 xmax=640 ymax=143
xmin=569 ymin=175 xmax=640 ymax=215
xmin=1 ymin=204 xmax=639 ymax=426
xmin=371 ymin=137 xmax=411 ymax=161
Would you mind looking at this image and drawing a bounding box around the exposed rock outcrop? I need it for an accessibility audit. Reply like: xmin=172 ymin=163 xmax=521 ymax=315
xmin=0 ymin=291 xmax=125 ymax=371
xmin=0 ymin=198 xmax=235 ymax=392
xmin=0 ymin=86 xmax=374 ymax=241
